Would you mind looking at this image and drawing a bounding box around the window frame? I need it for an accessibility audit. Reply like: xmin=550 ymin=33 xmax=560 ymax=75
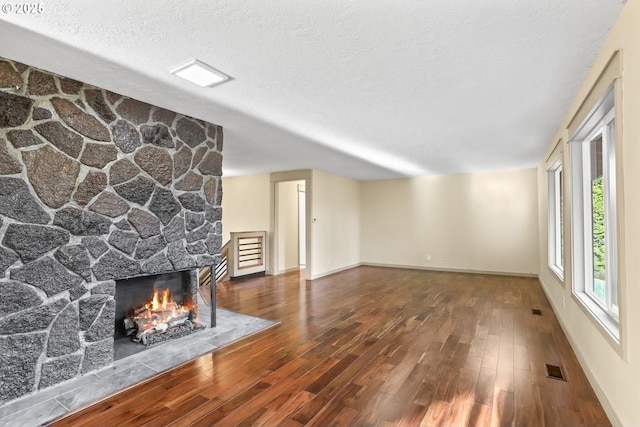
xmin=569 ymin=86 xmax=620 ymax=341
xmin=547 ymin=158 xmax=564 ymax=281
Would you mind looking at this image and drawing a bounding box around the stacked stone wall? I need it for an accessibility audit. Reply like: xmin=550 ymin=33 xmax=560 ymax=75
xmin=0 ymin=57 xmax=223 ymax=403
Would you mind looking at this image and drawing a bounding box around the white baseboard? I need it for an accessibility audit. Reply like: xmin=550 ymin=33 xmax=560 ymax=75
xmin=308 ymin=263 xmax=362 ymax=280
xmin=361 ymin=262 xmax=538 ymax=278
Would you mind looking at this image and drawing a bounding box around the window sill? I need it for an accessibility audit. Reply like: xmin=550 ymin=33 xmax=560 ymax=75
xmin=573 ymin=290 xmax=620 ymax=343
xmin=549 ymin=265 xmax=564 ymax=283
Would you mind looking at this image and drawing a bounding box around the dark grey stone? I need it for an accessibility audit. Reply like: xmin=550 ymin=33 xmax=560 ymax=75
xmin=81 ymin=338 xmax=113 ymax=374
xmin=186 ymin=241 xmax=207 ymax=255
xmin=162 ymin=216 xmax=186 ymax=243
xmin=187 ymin=224 xmax=210 ymax=243
xmin=0 ymin=137 xmax=22 ymax=174
xmin=74 ymin=171 xmax=107 ymax=206
xmin=114 ymin=176 xmax=155 ymax=206
xmin=69 ymin=284 xmax=88 ymax=301
xmin=6 ymin=129 xmax=44 ymax=148
xmin=206 ymin=122 xmax=218 ymax=141
xmin=148 ymin=187 xmax=181 ymax=225
xmin=27 ymin=71 xmax=56 ymax=95
xmin=197 ymin=254 xmax=217 ymax=266
xmin=197 ymin=151 xmax=223 ymax=176
xmin=54 ymin=207 xmax=112 ymax=236
xmin=214 ymin=221 xmax=222 ymax=235
xmin=85 ymin=299 xmax=115 ymax=342
xmin=0 ymin=247 xmax=19 ymax=275
xmin=33 ymin=121 xmax=84 ymax=159
xmin=58 ymin=77 xmax=83 ymax=95
xmin=0 ymin=333 xmax=46 ymax=402
xmin=81 ymin=237 xmax=109 ymax=258
xmin=191 ymin=146 xmax=207 ymax=168
xmin=128 ymin=208 xmax=162 ymax=238
xmin=176 ymin=117 xmax=206 ymax=148
xmin=88 ymin=192 xmax=130 ymax=217
xmin=0 ymin=60 xmax=22 ymax=88
xmin=79 ymin=295 xmax=109 ymax=330
xmin=32 ymin=107 xmax=52 ymax=120
xmin=0 ymin=92 xmax=33 ymax=128
xmin=178 ymin=193 xmax=206 ymax=212
xmin=0 ymin=280 xmax=43 ymax=317
xmin=85 ymin=89 xmax=116 ymax=123
xmin=173 ymin=146 xmax=192 ymax=179
xmin=152 ymin=108 xmax=176 ymax=126
xmin=54 ymin=244 xmax=92 ymax=281
xmin=92 ymin=250 xmax=141 ymax=280
xmin=47 ymin=303 xmax=80 ymax=357
xmin=111 ymin=119 xmax=141 ymax=153
xmin=108 ymin=229 xmax=139 ymax=255
xmin=50 ymin=97 xmax=111 ymax=142
xmin=22 ymin=145 xmax=81 ymax=209
xmin=204 ymin=178 xmax=216 ymax=205
xmin=205 ymin=233 xmax=223 ymax=256
xmin=114 ymin=219 xmax=132 ymax=230
xmin=39 ymin=354 xmax=82 ymax=389
xmin=10 ymin=257 xmax=83 ymax=297
xmin=167 ymin=241 xmax=196 ymax=270
xmin=141 ymin=252 xmax=173 ymax=275
xmin=109 ymin=158 xmax=140 ymax=185
xmin=116 ymin=99 xmax=151 ymax=125
xmin=80 ymin=143 xmax=118 ymax=168
xmin=134 ymin=145 xmax=173 ymax=186
xmin=134 ymin=235 xmax=166 ymax=259
xmin=141 ymin=123 xmax=174 ymax=148
xmin=0 ymin=177 xmax=50 ymax=224
xmin=175 ymin=171 xmax=203 ymax=191
xmin=2 ymin=224 xmax=70 ymax=263
xmin=205 ymin=206 xmax=223 ymax=223
xmin=90 ymin=280 xmax=115 ymax=296
xmin=185 ymin=212 xmax=205 ymax=231
xmin=0 ymin=298 xmax=67 ymax=334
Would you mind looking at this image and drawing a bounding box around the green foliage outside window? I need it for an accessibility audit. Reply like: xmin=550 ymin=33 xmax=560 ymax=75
xmin=592 ymin=176 xmax=606 ymax=299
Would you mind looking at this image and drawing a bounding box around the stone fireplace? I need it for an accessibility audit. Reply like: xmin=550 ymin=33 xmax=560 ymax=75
xmin=0 ymin=57 xmax=223 ymax=404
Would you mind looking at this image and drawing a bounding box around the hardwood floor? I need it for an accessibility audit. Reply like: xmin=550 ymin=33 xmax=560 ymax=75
xmin=52 ymin=266 xmax=611 ymax=426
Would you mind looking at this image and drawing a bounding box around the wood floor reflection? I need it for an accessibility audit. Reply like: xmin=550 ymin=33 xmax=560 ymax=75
xmin=52 ymin=266 xmax=611 ymax=426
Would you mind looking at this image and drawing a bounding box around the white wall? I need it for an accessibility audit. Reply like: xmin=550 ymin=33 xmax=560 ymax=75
xmin=221 ymin=173 xmax=271 ymax=244
xmin=309 ymin=169 xmax=361 ymax=279
xmin=361 ymin=168 xmax=539 ymax=275
xmin=276 ymin=180 xmax=302 ymax=272
xmin=537 ymin=1 xmax=640 ymax=425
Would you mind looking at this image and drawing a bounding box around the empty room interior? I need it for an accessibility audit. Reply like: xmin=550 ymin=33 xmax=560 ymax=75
xmin=0 ymin=1 xmax=639 ymax=426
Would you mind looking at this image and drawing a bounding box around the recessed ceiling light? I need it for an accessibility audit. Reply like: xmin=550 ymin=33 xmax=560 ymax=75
xmin=170 ymin=59 xmax=230 ymax=87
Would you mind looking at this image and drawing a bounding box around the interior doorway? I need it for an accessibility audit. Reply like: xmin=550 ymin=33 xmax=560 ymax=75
xmin=275 ymin=180 xmax=306 ymax=274
xmin=298 ymin=183 xmax=306 ymax=267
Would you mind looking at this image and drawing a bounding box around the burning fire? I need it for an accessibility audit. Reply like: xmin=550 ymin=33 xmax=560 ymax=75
xmin=133 ymin=288 xmax=192 ymax=332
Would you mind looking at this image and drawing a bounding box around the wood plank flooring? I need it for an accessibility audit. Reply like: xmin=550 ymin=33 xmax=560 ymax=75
xmin=52 ymin=266 xmax=611 ymax=426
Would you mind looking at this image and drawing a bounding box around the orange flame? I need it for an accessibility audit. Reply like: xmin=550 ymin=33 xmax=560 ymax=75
xmin=133 ymin=288 xmax=191 ymax=330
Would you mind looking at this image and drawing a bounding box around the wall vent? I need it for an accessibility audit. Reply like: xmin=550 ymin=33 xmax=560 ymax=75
xmin=532 ymin=308 xmax=543 ymax=316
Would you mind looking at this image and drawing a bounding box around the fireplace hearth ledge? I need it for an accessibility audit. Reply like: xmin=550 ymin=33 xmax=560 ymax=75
xmin=0 ymin=307 xmax=277 ymax=427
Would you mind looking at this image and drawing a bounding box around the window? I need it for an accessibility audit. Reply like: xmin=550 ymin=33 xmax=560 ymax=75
xmin=547 ymin=159 xmax=564 ymax=280
xmin=570 ymin=86 xmax=619 ymax=340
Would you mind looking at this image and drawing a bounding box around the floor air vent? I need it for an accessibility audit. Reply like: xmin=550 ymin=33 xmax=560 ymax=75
xmin=545 ymin=364 xmax=567 ymax=381
xmin=532 ymin=308 xmax=543 ymax=316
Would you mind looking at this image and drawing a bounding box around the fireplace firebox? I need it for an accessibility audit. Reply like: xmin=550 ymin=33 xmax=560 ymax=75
xmin=114 ymin=270 xmax=204 ymax=360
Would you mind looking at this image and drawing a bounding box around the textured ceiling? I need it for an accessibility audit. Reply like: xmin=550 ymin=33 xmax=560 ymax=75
xmin=0 ymin=1 xmax=625 ymax=180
